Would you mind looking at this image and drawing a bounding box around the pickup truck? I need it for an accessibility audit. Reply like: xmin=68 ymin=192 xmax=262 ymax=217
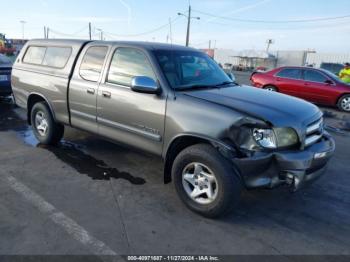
xmin=12 ymin=39 xmax=335 ymax=218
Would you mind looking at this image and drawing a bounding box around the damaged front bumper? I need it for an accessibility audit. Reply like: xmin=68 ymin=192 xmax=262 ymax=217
xmin=232 ymin=132 xmax=335 ymax=192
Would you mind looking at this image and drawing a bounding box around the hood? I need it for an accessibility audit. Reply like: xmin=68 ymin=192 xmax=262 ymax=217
xmin=182 ymin=85 xmax=321 ymax=127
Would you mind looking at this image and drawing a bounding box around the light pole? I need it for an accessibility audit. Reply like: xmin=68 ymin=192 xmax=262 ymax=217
xmin=96 ymin=28 xmax=103 ymax=41
xmin=178 ymin=5 xmax=200 ymax=47
xmin=20 ymin=20 xmax=27 ymax=40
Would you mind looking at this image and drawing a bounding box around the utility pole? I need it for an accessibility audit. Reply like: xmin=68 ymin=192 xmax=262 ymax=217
xmin=178 ymin=5 xmax=200 ymax=46
xmin=20 ymin=20 xmax=26 ymax=40
xmin=266 ymin=39 xmax=274 ymax=53
xmin=89 ymin=22 xmax=92 ymax=40
xmin=209 ymin=40 xmax=211 ymax=50
xmin=44 ymin=26 xmax=46 ymax=39
xmin=47 ymin=27 xmax=49 ymax=39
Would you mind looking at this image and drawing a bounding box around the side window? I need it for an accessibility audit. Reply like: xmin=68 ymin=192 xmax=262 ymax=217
xmin=23 ymin=46 xmax=47 ymax=65
xmin=23 ymin=46 xmax=71 ymax=68
xmin=276 ymin=68 xmax=302 ymax=80
xmin=80 ymin=46 xmax=108 ymax=82
xmin=42 ymin=47 xmax=72 ymax=68
xmin=304 ymin=70 xmax=328 ymax=83
xmin=107 ymin=48 xmax=156 ymax=87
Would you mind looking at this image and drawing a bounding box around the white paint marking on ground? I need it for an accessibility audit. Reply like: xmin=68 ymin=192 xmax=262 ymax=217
xmin=3 ymin=175 xmax=119 ymax=257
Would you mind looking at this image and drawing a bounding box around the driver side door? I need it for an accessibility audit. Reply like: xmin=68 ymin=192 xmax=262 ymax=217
xmin=97 ymin=47 xmax=167 ymax=155
xmin=301 ymin=69 xmax=336 ymax=105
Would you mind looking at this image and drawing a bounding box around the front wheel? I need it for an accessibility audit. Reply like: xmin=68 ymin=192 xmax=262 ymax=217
xmin=31 ymin=102 xmax=64 ymax=145
xmin=172 ymin=144 xmax=242 ymax=218
xmin=263 ymin=85 xmax=277 ymax=92
xmin=337 ymin=95 xmax=350 ymax=112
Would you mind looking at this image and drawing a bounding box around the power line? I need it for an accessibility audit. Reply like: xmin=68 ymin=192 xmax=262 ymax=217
xmin=49 ymin=25 xmax=88 ymax=37
xmin=193 ymin=9 xmax=350 ymax=24
xmin=103 ymin=16 xmax=183 ymax=38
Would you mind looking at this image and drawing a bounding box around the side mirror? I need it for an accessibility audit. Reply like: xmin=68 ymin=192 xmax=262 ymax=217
xmin=131 ymin=76 xmax=160 ymax=94
xmin=324 ymin=79 xmax=334 ymax=85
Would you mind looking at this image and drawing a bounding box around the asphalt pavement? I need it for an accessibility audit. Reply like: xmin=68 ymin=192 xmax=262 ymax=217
xmin=0 ymin=96 xmax=350 ymax=258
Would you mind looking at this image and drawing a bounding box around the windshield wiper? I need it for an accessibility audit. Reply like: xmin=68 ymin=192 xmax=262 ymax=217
xmin=177 ymin=81 xmax=236 ymax=91
xmin=215 ymin=81 xmax=236 ymax=87
xmin=176 ymin=84 xmax=216 ymax=91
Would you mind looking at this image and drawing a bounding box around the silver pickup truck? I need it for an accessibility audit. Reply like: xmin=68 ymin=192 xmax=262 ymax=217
xmin=12 ymin=39 xmax=335 ymax=217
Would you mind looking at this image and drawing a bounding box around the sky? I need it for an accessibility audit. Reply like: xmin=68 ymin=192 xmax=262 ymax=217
xmin=0 ymin=0 xmax=349 ymax=52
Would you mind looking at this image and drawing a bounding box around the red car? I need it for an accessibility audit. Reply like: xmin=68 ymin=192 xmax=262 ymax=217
xmin=250 ymin=66 xmax=350 ymax=111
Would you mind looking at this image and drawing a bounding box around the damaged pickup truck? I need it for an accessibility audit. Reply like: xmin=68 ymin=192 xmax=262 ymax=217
xmin=12 ymin=40 xmax=335 ymax=217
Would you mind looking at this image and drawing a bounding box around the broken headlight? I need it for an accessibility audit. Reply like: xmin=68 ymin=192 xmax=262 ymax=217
xmin=252 ymin=128 xmax=298 ymax=149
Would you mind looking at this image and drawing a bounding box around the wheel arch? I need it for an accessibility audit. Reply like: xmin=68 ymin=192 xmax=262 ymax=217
xmin=27 ymin=93 xmax=56 ymax=125
xmin=163 ymin=134 xmax=237 ymax=184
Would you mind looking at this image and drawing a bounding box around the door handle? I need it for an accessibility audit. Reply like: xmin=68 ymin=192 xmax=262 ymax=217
xmin=102 ymin=91 xmax=111 ymax=98
xmin=87 ymin=88 xmax=95 ymax=95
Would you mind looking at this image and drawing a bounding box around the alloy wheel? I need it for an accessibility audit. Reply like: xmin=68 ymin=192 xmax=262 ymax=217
xmin=341 ymin=97 xmax=350 ymax=111
xmin=35 ymin=111 xmax=49 ymax=136
xmin=182 ymin=162 xmax=219 ymax=205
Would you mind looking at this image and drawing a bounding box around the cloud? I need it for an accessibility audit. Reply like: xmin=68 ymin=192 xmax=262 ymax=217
xmin=206 ymin=0 xmax=273 ymax=23
xmin=63 ymin=16 xmax=129 ymax=23
xmin=119 ymin=0 xmax=132 ymax=26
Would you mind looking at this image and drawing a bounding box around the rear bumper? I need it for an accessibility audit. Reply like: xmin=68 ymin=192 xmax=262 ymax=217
xmin=233 ymin=132 xmax=335 ymax=191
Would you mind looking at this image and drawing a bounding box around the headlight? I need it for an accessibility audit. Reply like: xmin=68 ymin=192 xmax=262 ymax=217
xmin=273 ymin=127 xmax=299 ymax=148
xmin=253 ymin=129 xmax=277 ymax=149
xmin=253 ymin=128 xmax=298 ymax=149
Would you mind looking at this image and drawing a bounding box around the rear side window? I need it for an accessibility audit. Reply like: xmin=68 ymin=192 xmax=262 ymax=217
xmin=276 ymin=68 xmax=302 ymax=80
xmin=107 ymin=47 xmax=156 ymax=87
xmin=23 ymin=46 xmax=46 ymax=65
xmin=23 ymin=46 xmax=71 ymax=68
xmin=304 ymin=70 xmax=328 ymax=83
xmin=80 ymin=46 xmax=108 ymax=82
xmin=42 ymin=47 xmax=71 ymax=68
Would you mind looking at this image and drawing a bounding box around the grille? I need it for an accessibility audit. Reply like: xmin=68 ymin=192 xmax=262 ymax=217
xmin=305 ymin=118 xmax=324 ymax=147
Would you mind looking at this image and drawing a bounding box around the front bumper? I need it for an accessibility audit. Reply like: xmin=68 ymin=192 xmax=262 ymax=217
xmin=233 ymin=132 xmax=335 ymax=191
xmin=0 ymin=80 xmax=12 ymax=96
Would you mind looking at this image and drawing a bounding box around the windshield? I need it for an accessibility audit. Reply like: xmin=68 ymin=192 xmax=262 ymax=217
xmin=0 ymin=54 xmax=12 ymax=65
xmin=320 ymin=69 xmax=349 ymax=85
xmin=154 ymin=50 xmax=232 ymax=90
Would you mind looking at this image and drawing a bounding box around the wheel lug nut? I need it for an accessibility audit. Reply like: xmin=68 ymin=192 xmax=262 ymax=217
xmin=195 ymin=182 xmax=198 ymax=186
xmin=200 ymin=186 xmax=203 ymax=190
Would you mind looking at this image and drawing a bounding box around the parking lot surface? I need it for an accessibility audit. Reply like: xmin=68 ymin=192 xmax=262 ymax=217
xmin=0 ymin=95 xmax=350 ymax=257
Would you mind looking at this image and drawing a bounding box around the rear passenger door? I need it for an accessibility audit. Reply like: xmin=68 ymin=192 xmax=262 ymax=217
xmin=97 ymin=47 xmax=166 ymax=155
xmin=274 ymin=68 xmax=303 ymax=98
xmin=69 ymin=45 xmax=109 ymax=133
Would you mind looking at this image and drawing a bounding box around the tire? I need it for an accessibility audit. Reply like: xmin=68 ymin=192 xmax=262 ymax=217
xmin=172 ymin=144 xmax=242 ymax=218
xmin=263 ymin=85 xmax=278 ymax=92
xmin=31 ymin=102 xmax=64 ymax=145
xmin=337 ymin=94 xmax=350 ymax=112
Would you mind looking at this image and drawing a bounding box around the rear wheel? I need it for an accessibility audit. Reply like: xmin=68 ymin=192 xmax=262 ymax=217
xmin=31 ymin=102 xmax=64 ymax=145
xmin=263 ymin=85 xmax=277 ymax=92
xmin=172 ymin=144 xmax=242 ymax=218
xmin=337 ymin=95 xmax=350 ymax=112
